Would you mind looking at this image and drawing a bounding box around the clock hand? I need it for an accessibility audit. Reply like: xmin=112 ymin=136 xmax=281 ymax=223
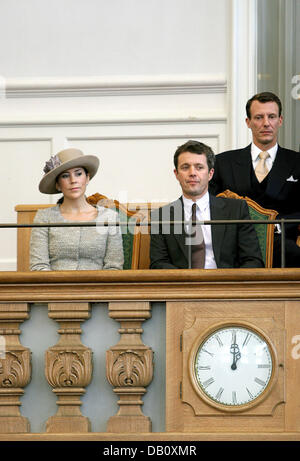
xmin=230 ymin=331 xmax=241 ymax=370
xmin=231 ymin=349 xmax=241 ymax=370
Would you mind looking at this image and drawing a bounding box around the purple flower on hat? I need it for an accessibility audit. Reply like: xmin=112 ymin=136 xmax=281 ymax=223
xmin=43 ymin=154 xmax=62 ymax=174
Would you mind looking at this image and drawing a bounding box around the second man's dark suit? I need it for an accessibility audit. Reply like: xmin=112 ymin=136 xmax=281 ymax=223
xmin=209 ymin=144 xmax=300 ymax=266
xmin=150 ymin=194 xmax=264 ymax=269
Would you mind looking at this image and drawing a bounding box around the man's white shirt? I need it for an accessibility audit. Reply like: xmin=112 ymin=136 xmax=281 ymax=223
xmin=182 ymin=192 xmax=217 ymax=269
xmin=251 ymin=142 xmax=278 ymax=172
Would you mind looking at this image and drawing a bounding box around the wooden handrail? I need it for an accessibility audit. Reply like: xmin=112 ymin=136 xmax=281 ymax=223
xmin=0 ymin=269 xmax=300 ymax=303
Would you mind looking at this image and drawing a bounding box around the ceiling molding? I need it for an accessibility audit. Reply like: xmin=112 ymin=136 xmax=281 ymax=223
xmin=3 ymin=74 xmax=227 ymax=98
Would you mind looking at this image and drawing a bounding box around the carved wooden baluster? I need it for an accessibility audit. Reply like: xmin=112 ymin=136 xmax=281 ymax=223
xmin=0 ymin=303 xmax=31 ymax=433
xmin=45 ymin=302 xmax=92 ymax=433
xmin=106 ymin=301 xmax=153 ymax=432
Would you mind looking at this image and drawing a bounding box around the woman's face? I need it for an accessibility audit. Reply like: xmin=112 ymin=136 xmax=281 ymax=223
xmin=56 ymin=167 xmax=90 ymax=199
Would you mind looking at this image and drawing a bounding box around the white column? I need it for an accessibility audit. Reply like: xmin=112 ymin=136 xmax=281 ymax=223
xmin=228 ymin=0 xmax=258 ymax=150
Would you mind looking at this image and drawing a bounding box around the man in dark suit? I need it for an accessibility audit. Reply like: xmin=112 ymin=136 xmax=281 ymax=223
xmin=150 ymin=140 xmax=264 ymax=269
xmin=209 ymin=92 xmax=300 ymax=267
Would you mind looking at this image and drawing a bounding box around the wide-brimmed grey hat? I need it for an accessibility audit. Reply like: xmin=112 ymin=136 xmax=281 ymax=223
xmin=39 ymin=148 xmax=100 ymax=194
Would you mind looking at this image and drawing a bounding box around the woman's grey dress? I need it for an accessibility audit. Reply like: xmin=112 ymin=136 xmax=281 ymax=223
xmin=30 ymin=205 xmax=124 ymax=271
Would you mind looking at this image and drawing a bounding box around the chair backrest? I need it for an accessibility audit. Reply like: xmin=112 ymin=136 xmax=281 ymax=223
xmin=217 ymin=189 xmax=278 ymax=268
xmin=87 ymin=193 xmax=145 ymax=270
xmin=15 ymin=193 xmax=152 ymax=271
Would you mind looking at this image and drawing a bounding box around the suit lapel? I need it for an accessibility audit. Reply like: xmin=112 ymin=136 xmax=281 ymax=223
xmin=266 ymin=145 xmax=295 ymax=198
xmin=209 ymin=194 xmax=227 ymax=265
xmin=170 ymin=198 xmax=189 ymax=263
xmin=229 ymin=144 xmax=294 ymax=199
xmin=232 ymin=144 xmax=253 ymax=192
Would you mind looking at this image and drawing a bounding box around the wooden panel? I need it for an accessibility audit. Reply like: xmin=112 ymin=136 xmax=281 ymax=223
xmin=165 ymin=300 xmax=184 ymax=432
xmin=285 ymin=301 xmax=300 ymax=431
xmin=166 ymin=300 xmax=286 ymax=433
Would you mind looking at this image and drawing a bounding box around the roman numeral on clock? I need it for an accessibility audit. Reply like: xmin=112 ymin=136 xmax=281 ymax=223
xmin=232 ymin=391 xmax=237 ymax=404
xmin=254 ymin=377 xmax=266 ymax=387
xmin=242 ymin=333 xmax=251 ymax=347
xmin=246 ymin=387 xmax=254 ymax=399
xmin=202 ymin=348 xmax=214 ymax=357
xmin=215 ymin=387 xmax=224 ymax=401
xmin=202 ymin=377 xmax=214 ymax=388
xmin=215 ymin=334 xmax=223 ymax=347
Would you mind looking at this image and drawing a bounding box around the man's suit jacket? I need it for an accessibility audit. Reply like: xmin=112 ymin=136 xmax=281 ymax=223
xmin=209 ymin=144 xmax=300 ymax=218
xmin=150 ymin=194 xmax=264 ymax=269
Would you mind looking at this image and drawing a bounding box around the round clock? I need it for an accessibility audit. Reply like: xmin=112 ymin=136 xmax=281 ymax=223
xmin=190 ymin=324 xmax=276 ymax=411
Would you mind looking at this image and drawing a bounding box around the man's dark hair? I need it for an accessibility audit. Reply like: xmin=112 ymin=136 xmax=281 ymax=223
xmin=173 ymin=140 xmax=215 ymax=171
xmin=246 ymin=92 xmax=282 ymax=119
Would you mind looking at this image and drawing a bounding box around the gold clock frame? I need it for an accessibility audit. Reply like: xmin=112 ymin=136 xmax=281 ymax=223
xmin=188 ymin=320 xmax=278 ymax=413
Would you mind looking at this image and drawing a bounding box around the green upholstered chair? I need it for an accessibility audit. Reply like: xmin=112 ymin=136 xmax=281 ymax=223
xmin=87 ymin=193 xmax=143 ymax=270
xmin=217 ymin=190 xmax=278 ymax=268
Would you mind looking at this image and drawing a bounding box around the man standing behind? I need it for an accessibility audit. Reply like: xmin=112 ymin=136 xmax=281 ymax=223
xmin=150 ymin=140 xmax=264 ymax=270
xmin=209 ymin=92 xmax=300 ymax=267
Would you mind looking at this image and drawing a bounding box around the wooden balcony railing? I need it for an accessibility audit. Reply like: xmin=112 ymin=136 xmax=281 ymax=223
xmin=0 ymin=269 xmax=300 ymax=441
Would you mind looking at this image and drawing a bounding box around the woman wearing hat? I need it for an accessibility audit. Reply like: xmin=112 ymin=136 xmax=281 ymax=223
xmin=30 ymin=148 xmax=124 ymax=271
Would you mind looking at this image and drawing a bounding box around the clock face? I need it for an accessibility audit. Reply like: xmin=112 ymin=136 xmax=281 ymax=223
xmin=193 ymin=326 xmax=274 ymax=408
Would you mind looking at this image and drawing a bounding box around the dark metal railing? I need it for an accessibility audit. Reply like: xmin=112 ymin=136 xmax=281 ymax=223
xmin=1 ymin=217 xmax=299 ymax=268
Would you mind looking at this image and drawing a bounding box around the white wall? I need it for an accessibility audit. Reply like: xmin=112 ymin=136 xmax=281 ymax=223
xmin=0 ymin=0 xmax=228 ymax=77
xmin=0 ymin=0 xmax=257 ymax=270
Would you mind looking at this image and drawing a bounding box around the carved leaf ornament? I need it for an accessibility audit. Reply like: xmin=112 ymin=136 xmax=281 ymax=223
xmin=46 ymin=350 xmax=92 ymax=388
xmin=107 ymin=350 xmax=153 ymax=388
xmin=0 ymin=351 xmax=31 ymax=388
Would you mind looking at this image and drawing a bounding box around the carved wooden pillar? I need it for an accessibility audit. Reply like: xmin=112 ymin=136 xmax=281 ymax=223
xmin=45 ymin=302 xmax=92 ymax=433
xmin=106 ymin=301 xmax=153 ymax=432
xmin=0 ymin=303 xmax=31 ymax=433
